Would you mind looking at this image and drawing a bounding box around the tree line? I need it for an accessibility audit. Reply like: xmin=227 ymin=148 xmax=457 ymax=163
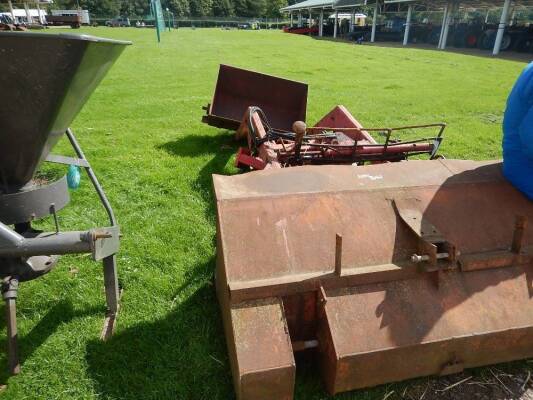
xmin=50 ymin=0 xmax=301 ymax=18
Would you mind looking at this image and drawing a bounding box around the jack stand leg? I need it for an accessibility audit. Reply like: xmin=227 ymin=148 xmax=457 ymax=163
xmin=101 ymin=255 xmax=120 ymax=341
xmin=2 ymin=278 xmax=20 ymax=375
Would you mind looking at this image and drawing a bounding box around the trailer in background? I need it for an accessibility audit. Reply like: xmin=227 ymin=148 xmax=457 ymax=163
xmin=50 ymin=9 xmax=90 ymax=25
xmin=46 ymin=14 xmax=81 ymax=28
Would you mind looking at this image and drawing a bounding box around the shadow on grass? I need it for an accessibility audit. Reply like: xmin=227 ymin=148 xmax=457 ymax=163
xmin=0 ymin=301 xmax=102 ymax=383
xmin=158 ymin=132 xmax=239 ymax=218
xmin=313 ymin=35 xmax=532 ymax=63
xmin=79 ymin=134 xmax=241 ymax=399
xmin=85 ymin=259 xmax=233 ymax=400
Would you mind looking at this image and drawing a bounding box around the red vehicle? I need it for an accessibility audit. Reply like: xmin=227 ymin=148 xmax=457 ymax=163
xmin=283 ymin=25 xmax=319 ymax=35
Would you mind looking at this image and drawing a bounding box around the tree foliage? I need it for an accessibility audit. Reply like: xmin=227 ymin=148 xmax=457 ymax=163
xmin=212 ymin=0 xmax=234 ymax=17
xmin=50 ymin=0 xmax=289 ymax=18
xmin=266 ymin=0 xmax=287 ymax=18
xmin=233 ymin=0 xmax=266 ymax=17
xmin=52 ymin=0 xmax=121 ymax=17
xmin=189 ymin=0 xmax=213 ymax=16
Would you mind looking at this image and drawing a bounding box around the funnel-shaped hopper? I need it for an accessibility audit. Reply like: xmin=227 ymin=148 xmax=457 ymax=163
xmin=0 ymin=32 xmax=131 ymax=190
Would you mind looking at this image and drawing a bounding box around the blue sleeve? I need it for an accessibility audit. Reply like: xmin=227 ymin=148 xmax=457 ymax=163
xmin=519 ymin=105 xmax=533 ymax=160
xmin=518 ymin=63 xmax=533 ymax=100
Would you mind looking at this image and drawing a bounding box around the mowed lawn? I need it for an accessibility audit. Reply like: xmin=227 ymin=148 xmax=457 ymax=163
xmin=1 ymin=27 xmax=528 ymax=400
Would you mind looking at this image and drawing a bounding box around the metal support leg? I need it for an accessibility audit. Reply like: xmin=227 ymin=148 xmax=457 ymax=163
xmin=371 ymin=1 xmax=379 ymax=42
xmin=319 ymin=9 xmax=324 ymax=37
xmin=438 ymin=4 xmax=448 ymax=49
xmin=23 ymin=2 xmax=31 ymax=24
xmin=334 ymin=10 xmax=338 ymax=38
xmin=493 ymin=0 xmax=511 ymax=55
xmin=8 ymin=0 xmax=15 ymax=21
xmin=440 ymin=3 xmax=453 ymax=50
xmin=36 ymin=1 xmax=42 ymax=25
xmin=65 ymin=129 xmax=121 ymax=341
xmin=101 ymin=255 xmax=120 ymax=340
xmin=3 ymin=278 xmax=20 ymax=375
xmin=403 ymin=4 xmax=412 ymax=46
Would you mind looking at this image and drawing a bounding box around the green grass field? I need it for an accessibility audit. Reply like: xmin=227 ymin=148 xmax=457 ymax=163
xmin=1 ymin=27 xmax=529 ymax=400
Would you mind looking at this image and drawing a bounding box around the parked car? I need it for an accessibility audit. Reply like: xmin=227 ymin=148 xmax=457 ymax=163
xmin=238 ymin=21 xmax=260 ymax=30
xmin=105 ymin=17 xmax=130 ymax=27
xmin=0 ymin=13 xmax=15 ymax=30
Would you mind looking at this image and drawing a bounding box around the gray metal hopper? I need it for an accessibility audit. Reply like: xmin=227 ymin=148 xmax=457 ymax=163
xmin=0 ymin=32 xmax=131 ymax=376
xmin=0 ymin=32 xmax=130 ymax=190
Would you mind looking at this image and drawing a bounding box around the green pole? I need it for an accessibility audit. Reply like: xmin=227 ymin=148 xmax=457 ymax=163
xmin=151 ymin=0 xmax=161 ymax=43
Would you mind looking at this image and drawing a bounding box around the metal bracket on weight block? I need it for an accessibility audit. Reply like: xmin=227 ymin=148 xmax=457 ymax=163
xmin=394 ymin=198 xmax=458 ymax=287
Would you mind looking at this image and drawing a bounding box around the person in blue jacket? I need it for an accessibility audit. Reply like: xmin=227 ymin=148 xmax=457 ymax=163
xmin=503 ymin=62 xmax=533 ymax=200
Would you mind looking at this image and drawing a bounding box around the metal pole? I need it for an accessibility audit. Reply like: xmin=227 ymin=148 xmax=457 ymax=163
xmin=308 ymin=8 xmax=312 ymax=28
xmin=371 ymin=0 xmax=379 ymax=42
xmin=440 ymin=3 xmax=453 ymax=50
xmin=290 ymin=12 xmax=293 ymax=27
xmin=298 ymin=11 xmax=302 ymax=27
xmin=36 ymin=1 xmax=42 ymax=24
xmin=403 ymin=3 xmax=412 ymax=45
xmin=151 ymin=0 xmax=160 ymax=43
xmin=8 ymin=0 xmax=15 ymax=21
xmin=493 ymin=0 xmax=511 ymax=55
xmin=484 ymin=8 xmax=490 ymax=24
xmin=24 ymin=2 xmax=32 ymax=25
xmin=319 ymin=9 xmax=324 ymax=36
xmin=350 ymin=8 xmax=355 ymax=32
xmin=333 ymin=10 xmax=338 ymax=38
xmin=438 ymin=4 xmax=449 ymax=49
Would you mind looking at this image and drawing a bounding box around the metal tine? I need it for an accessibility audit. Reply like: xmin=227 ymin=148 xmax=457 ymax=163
xmin=335 ymin=234 xmax=343 ymax=277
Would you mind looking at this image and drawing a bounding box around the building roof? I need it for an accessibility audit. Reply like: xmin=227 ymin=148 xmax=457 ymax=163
xmin=281 ymin=0 xmax=381 ymax=11
xmin=283 ymin=0 xmax=533 ymax=12
xmin=281 ymin=0 xmax=334 ymax=12
xmin=384 ymin=0 xmax=533 ymax=9
xmin=334 ymin=0 xmax=371 ymax=8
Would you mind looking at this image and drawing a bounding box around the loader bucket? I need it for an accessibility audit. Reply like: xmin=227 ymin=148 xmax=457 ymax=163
xmin=0 ymin=32 xmax=130 ymax=190
xmin=202 ymin=64 xmax=308 ymax=131
xmin=213 ymin=159 xmax=533 ymax=399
